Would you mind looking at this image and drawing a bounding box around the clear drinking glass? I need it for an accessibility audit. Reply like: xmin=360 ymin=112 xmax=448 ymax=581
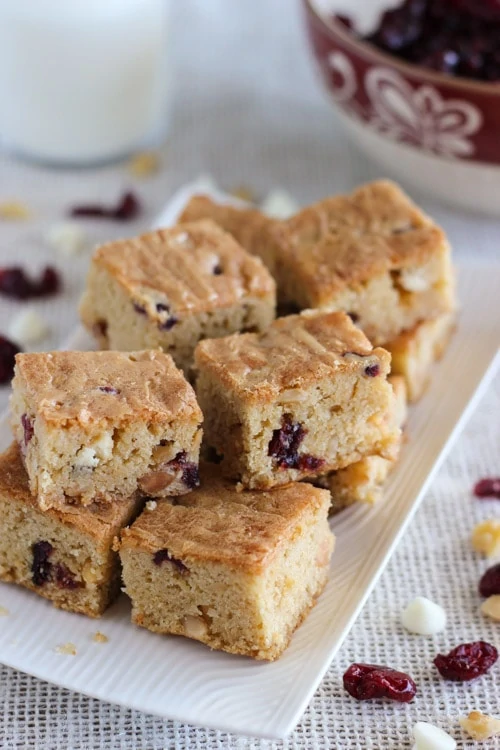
xmin=0 ymin=0 xmax=171 ymax=166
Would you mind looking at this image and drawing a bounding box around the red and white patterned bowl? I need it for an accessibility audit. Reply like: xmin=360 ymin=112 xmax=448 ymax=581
xmin=303 ymin=0 xmax=500 ymax=215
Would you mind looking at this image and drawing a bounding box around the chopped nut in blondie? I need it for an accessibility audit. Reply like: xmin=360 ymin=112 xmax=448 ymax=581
xmin=119 ymin=465 xmax=334 ymax=660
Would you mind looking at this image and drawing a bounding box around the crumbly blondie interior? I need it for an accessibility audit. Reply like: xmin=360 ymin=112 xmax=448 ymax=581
xmin=0 ymin=443 xmax=143 ymax=617
xmin=313 ymin=375 xmax=407 ymax=513
xmin=80 ymin=219 xmax=276 ymax=375
xmin=10 ymin=350 xmax=203 ymax=509
xmin=195 ymin=310 xmax=400 ymax=490
xmin=385 ymin=312 xmax=456 ymax=401
xmin=119 ymin=468 xmax=334 ymax=660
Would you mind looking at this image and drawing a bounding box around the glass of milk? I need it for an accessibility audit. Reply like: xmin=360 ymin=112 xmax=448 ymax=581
xmin=0 ymin=0 xmax=171 ymax=165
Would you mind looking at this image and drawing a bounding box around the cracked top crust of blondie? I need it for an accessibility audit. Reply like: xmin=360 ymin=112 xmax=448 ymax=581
xmin=0 ymin=443 xmax=140 ymax=542
xmin=120 ymin=464 xmax=331 ymax=572
xmin=194 ymin=310 xmax=391 ymax=402
xmin=178 ymin=195 xmax=276 ymax=257
xmin=89 ymin=218 xmax=276 ymax=320
xmin=268 ymin=180 xmax=450 ymax=305
xmin=12 ymin=350 xmax=202 ymax=427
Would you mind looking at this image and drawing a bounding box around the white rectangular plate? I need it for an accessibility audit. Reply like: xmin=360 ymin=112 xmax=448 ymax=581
xmin=0 ymin=182 xmax=498 ymax=739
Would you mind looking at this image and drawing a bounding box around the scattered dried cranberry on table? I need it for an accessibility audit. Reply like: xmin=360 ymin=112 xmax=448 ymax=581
xmin=479 ymin=563 xmax=500 ymax=597
xmin=0 ymin=266 xmax=60 ymax=300
xmin=343 ymin=663 xmax=417 ymax=702
xmin=70 ymin=191 xmax=141 ymax=221
xmin=0 ymin=335 xmax=21 ymax=385
xmin=434 ymin=641 xmax=498 ymax=681
xmin=334 ymin=0 xmax=500 ymax=80
xmin=474 ymin=477 xmax=500 ymax=499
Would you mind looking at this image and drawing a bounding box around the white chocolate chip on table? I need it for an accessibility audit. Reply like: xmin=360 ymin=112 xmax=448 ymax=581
xmin=8 ymin=310 xmax=50 ymax=347
xmin=412 ymin=721 xmax=456 ymax=750
xmin=46 ymin=221 xmax=87 ymax=256
xmin=401 ymin=597 xmax=447 ymax=635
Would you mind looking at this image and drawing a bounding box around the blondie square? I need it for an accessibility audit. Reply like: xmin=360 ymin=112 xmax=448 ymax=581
xmin=119 ymin=466 xmax=334 ymax=660
xmin=266 ymin=181 xmax=455 ymax=344
xmin=79 ymin=219 xmax=276 ymax=375
xmin=181 ymin=183 xmax=455 ymax=344
xmin=194 ymin=310 xmax=400 ymax=490
xmin=10 ymin=350 xmax=203 ymax=509
xmin=314 ymin=375 xmax=407 ymax=513
xmin=0 ymin=443 xmax=143 ymax=617
xmin=385 ymin=312 xmax=456 ymax=401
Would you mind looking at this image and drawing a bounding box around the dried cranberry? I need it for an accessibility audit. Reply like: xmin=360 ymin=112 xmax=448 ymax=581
xmin=268 ymin=414 xmax=306 ymax=468
xmin=169 ymin=451 xmax=200 ymax=489
xmin=133 ymin=302 xmax=147 ymax=315
xmin=0 ymin=265 xmax=60 ymax=300
xmin=54 ymin=563 xmax=80 ymax=590
xmin=70 ymin=191 xmax=140 ymax=221
xmin=342 ymin=0 xmax=500 ymax=81
xmin=31 ymin=541 xmax=54 ymax=586
xmin=347 ymin=312 xmax=359 ymax=323
xmin=297 ymin=455 xmax=325 ymax=471
xmin=434 ymin=641 xmax=498 ymax=681
xmin=479 ymin=563 xmax=500 ymax=597
xmin=21 ymin=413 xmax=34 ymax=446
xmin=97 ymin=386 xmax=119 ymax=395
xmin=474 ymin=477 xmax=500 ymax=499
xmin=364 ymin=364 xmax=380 ymax=377
xmin=212 ymin=264 xmax=223 ymax=275
xmin=0 ymin=336 xmax=21 ymax=385
xmin=181 ymin=464 xmax=200 ymax=490
xmin=153 ymin=549 xmax=189 ymax=575
xmin=268 ymin=414 xmax=322 ymax=472
xmin=156 ymin=302 xmax=170 ymax=313
xmin=159 ymin=315 xmax=178 ymax=331
xmin=343 ymin=663 xmax=417 ymax=702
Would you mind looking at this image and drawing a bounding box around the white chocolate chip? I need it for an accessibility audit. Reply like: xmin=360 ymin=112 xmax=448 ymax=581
xmin=459 ymin=711 xmax=500 ymax=740
xmin=90 ymin=432 xmax=113 ymax=461
xmin=146 ymin=500 xmax=158 ymax=511
xmin=399 ymin=267 xmax=431 ymax=292
xmin=412 ymin=722 xmax=456 ymax=750
xmin=261 ymin=188 xmax=298 ymax=219
xmin=46 ymin=221 xmax=86 ymax=256
xmin=402 ymin=597 xmax=446 ymax=635
xmin=74 ymin=447 xmax=99 ymax=469
xmin=8 ymin=309 xmax=50 ymax=346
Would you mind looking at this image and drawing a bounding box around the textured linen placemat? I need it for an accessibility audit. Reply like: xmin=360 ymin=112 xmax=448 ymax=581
xmin=0 ymin=1 xmax=498 ymax=746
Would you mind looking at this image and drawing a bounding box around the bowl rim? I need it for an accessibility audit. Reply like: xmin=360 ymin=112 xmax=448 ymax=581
xmin=304 ymin=0 xmax=500 ymax=96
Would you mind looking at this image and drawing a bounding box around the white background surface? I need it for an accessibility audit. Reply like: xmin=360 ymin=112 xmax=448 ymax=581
xmin=0 ymin=0 xmax=499 ymax=747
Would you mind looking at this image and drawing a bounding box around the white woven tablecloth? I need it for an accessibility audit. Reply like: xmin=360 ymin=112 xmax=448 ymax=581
xmin=0 ymin=1 xmax=499 ymax=746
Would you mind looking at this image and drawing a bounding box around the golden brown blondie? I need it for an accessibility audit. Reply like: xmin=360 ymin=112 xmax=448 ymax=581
xmin=80 ymin=219 xmax=276 ymax=375
xmin=10 ymin=350 xmax=203 ymax=509
xmin=313 ymin=375 xmax=408 ymax=513
xmin=181 ymin=182 xmax=455 ymax=345
xmin=385 ymin=312 xmax=456 ymax=401
xmin=119 ymin=466 xmax=334 ymax=660
xmin=195 ymin=310 xmax=400 ymax=490
xmin=0 ymin=443 xmax=143 ymax=617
